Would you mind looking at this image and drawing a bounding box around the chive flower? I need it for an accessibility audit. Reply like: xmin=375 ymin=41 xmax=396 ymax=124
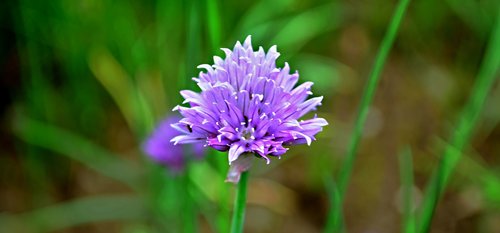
xmin=143 ymin=115 xmax=205 ymax=172
xmin=171 ymin=36 xmax=328 ymax=182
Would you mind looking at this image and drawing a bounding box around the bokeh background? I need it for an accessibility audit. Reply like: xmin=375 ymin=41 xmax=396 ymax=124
xmin=1 ymin=0 xmax=499 ymax=232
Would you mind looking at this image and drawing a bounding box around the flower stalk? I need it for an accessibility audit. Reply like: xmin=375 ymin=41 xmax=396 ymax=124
xmin=230 ymin=171 xmax=249 ymax=233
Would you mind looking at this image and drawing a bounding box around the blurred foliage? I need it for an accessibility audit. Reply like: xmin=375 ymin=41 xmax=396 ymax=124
xmin=0 ymin=0 xmax=499 ymax=232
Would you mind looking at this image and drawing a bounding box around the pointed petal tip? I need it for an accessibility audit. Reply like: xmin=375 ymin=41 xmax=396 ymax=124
xmin=305 ymin=135 xmax=312 ymax=146
xmin=197 ymin=64 xmax=213 ymax=71
xmin=169 ymin=138 xmax=178 ymax=145
xmin=243 ymin=35 xmax=252 ymax=46
xmin=316 ymin=117 xmax=329 ymax=125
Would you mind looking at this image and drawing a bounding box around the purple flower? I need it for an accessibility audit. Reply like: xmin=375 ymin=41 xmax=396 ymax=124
xmin=143 ymin=115 xmax=205 ymax=173
xmin=171 ymin=36 xmax=328 ymax=182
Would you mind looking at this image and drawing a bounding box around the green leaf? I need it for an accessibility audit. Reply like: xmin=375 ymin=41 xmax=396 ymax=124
xmin=12 ymin=117 xmax=142 ymax=190
xmin=0 ymin=195 xmax=145 ymax=233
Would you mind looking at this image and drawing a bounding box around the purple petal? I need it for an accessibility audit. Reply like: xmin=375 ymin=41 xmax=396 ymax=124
xmin=296 ymin=96 xmax=323 ymax=118
xmin=171 ymin=134 xmax=205 ymax=145
xmin=180 ymin=90 xmax=204 ymax=106
xmin=143 ymin=115 xmax=206 ymax=172
xmin=228 ymin=142 xmax=247 ymax=164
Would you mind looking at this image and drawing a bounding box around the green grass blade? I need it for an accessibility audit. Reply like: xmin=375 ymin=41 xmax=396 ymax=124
xmin=185 ymin=0 xmax=202 ymax=83
xmin=417 ymin=7 xmax=500 ymax=233
xmin=12 ymin=117 xmax=141 ymax=190
xmin=88 ymin=48 xmax=153 ymax=136
xmin=182 ymin=170 xmax=198 ymax=233
xmin=206 ymin=0 xmax=222 ymax=51
xmin=0 ymin=195 xmax=144 ymax=233
xmin=236 ymin=0 xmax=294 ymax=34
xmin=237 ymin=2 xmax=341 ymax=57
xmin=324 ymin=0 xmax=411 ymax=231
xmin=323 ymin=175 xmax=343 ymax=233
xmin=399 ymin=147 xmax=416 ymax=233
xmin=338 ymin=0 xmax=411 ymax=197
xmin=271 ymin=3 xmax=341 ymax=57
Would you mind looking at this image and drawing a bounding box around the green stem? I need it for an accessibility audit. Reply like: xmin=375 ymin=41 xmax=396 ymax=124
xmin=230 ymin=171 xmax=249 ymax=233
xmin=324 ymin=0 xmax=411 ymax=232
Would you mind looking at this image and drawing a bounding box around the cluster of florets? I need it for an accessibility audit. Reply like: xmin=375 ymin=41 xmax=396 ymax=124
xmin=172 ymin=36 xmax=326 ymax=162
xmin=144 ymin=36 xmax=327 ymax=182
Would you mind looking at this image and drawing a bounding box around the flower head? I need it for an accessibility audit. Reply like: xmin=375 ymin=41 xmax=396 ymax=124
xmin=171 ymin=36 xmax=328 ymax=181
xmin=143 ymin=115 xmax=205 ymax=172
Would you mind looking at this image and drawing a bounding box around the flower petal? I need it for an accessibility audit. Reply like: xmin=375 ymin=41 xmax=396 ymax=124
xmin=170 ymin=134 xmax=205 ymax=145
xmin=228 ymin=142 xmax=247 ymax=164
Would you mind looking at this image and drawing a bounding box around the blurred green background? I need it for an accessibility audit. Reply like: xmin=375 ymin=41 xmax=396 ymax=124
xmin=1 ymin=0 xmax=499 ymax=232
